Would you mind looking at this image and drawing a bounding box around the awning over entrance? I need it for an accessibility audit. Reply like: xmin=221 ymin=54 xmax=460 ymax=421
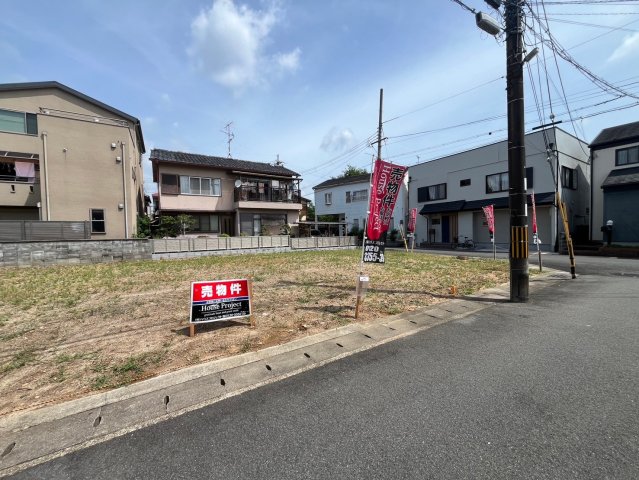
xmin=419 ymin=192 xmax=555 ymax=215
xmin=601 ymin=166 xmax=639 ymax=190
xmin=418 ymin=200 xmax=465 ymax=215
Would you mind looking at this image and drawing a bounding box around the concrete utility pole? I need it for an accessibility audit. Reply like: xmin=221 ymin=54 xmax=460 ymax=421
xmin=505 ymin=0 xmax=529 ymax=301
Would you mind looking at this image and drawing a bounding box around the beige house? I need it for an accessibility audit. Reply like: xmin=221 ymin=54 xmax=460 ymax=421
xmin=150 ymin=149 xmax=302 ymax=236
xmin=0 ymin=81 xmax=145 ymax=239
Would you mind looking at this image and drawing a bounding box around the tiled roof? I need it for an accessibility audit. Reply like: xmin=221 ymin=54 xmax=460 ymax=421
xmin=590 ymin=121 xmax=639 ymax=150
xmin=313 ymin=173 xmax=370 ymax=190
xmin=601 ymin=166 xmax=639 ymax=189
xmin=149 ymin=149 xmax=300 ymax=177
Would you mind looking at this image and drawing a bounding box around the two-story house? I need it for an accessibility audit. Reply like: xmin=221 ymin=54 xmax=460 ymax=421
xmin=312 ymin=173 xmax=408 ymax=235
xmin=409 ymin=127 xmax=590 ymax=251
xmin=590 ymin=120 xmax=639 ymax=244
xmin=150 ymin=149 xmax=302 ymax=236
xmin=0 ymin=81 xmax=145 ymax=239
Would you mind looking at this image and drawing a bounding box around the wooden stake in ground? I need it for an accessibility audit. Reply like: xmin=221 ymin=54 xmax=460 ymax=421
xmin=248 ymin=276 xmax=256 ymax=328
xmin=399 ymin=223 xmax=408 ymax=252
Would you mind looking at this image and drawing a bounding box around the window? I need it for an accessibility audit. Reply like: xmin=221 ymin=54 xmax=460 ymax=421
xmin=460 ymin=179 xmax=471 ymax=187
xmin=616 ymin=145 xmax=639 ymax=166
xmin=194 ymin=214 xmax=220 ymax=232
xmin=179 ymin=176 xmax=221 ymax=196
xmin=486 ymin=172 xmax=508 ymax=193
xmin=561 ymin=166 xmax=577 ymax=190
xmin=352 ymin=189 xmax=368 ymax=202
xmin=325 ymin=192 xmax=332 ymax=205
xmin=417 ymin=183 xmax=447 ymax=202
xmin=352 ymin=218 xmax=360 ymax=230
xmin=161 ymin=173 xmax=178 ymax=194
xmin=345 ymin=191 xmax=351 ymax=203
xmin=239 ymin=213 xmax=287 ymax=236
xmin=0 ymin=108 xmax=37 ymax=135
xmin=90 ymin=209 xmax=106 ymax=233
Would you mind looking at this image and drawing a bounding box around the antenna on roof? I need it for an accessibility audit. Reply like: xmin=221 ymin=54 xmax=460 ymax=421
xmin=221 ymin=122 xmax=234 ymax=158
xmin=274 ymin=154 xmax=284 ymax=166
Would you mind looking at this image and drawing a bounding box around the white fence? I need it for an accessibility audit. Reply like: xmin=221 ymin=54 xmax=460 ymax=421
xmin=152 ymin=235 xmax=357 ymax=254
xmin=290 ymin=236 xmax=357 ymax=249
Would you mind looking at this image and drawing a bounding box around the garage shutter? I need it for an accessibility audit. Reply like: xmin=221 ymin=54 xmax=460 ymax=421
xmin=603 ymin=187 xmax=639 ymax=242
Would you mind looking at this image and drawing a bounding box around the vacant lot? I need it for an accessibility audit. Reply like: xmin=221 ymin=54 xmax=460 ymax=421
xmin=0 ymin=249 xmax=509 ymax=415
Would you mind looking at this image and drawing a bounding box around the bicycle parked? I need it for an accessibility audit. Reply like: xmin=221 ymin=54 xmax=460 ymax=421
xmin=453 ymin=236 xmax=475 ymax=250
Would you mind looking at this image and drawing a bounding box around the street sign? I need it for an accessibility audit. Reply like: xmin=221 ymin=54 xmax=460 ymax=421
xmin=190 ymin=279 xmax=251 ymax=324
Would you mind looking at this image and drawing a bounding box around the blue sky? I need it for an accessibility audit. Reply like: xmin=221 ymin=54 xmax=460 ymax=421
xmin=2 ymin=0 xmax=639 ymax=198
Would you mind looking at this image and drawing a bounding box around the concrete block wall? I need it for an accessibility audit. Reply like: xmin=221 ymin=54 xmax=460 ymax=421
xmin=0 ymin=240 xmax=153 ymax=267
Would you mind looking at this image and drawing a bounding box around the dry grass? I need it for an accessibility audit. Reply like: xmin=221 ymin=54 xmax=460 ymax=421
xmin=0 ymin=249 xmax=509 ymax=415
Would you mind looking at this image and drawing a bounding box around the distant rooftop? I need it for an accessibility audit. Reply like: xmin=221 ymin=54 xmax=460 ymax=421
xmin=313 ymin=173 xmax=370 ymax=190
xmin=150 ymin=149 xmax=300 ymax=177
xmin=590 ymin=121 xmax=639 ymax=150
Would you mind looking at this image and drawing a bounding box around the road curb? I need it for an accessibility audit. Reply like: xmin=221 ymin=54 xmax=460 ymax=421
xmin=0 ymin=270 xmax=571 ymax=476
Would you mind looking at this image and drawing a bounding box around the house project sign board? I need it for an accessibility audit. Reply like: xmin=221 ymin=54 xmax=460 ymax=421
xmin=190 ymin=279 xmax=251 ymax=324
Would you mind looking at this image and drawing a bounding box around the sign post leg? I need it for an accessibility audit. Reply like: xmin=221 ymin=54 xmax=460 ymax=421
xmin=189 ymin=323 xmax=195 ymax=337
xmin=248 ymin=276 xmax=256 ymax=328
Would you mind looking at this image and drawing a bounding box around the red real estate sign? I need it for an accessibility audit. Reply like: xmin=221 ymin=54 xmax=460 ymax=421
xmin=482 ymin=205 xmax=495 ymax=234
xmin=407 ymin=207 xmax=417 ymax=233
xmin=190 ymin=279 xmax=251 ymax=324
xmin=366 ymin=158 xmax=408 ymax=241
xmin=363 ymin=158 xmax=408 ymax=264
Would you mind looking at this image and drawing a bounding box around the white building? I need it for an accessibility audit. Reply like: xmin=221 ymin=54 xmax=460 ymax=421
xmin=589 ymin=120 xmax=639 ymax=245
xmin=313 ymin=173 xmax=408 ymax=235
xmin=408 ymin=127 xmax=590 ymax=251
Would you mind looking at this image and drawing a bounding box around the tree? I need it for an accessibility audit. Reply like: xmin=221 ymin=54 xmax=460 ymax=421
xmin=176 ymin=214 xmax=197 ymax=236
xmin=306 ymin=201 xmax=316 ymax=220
xmin=335 ymin=164 xmax=368 ymax=179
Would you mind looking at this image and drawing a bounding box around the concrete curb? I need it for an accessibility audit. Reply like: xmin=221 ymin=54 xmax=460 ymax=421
xmin=0 ymin=270 xmax=571 ymax=476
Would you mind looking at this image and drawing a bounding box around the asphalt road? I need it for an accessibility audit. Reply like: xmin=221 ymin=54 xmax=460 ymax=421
xmin=9 ymin=258 xmax=639 ymax=479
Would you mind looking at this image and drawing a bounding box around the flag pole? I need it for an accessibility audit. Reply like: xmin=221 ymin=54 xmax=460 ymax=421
xmin=356 ymin=88 xmax=383 ymax=319
xmin=493 ymin=204 xmax=497 ymax=260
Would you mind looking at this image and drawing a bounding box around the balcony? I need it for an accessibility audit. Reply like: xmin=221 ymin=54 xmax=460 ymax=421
xmin=0 ymin=179 xmax=40 ymax=208
xmin=234 ymin=186 xmax=301 ymax=204
xmin=233 ymin=185 xmax=302 ymax=212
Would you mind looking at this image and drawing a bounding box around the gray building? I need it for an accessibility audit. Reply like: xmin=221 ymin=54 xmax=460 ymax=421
xmin=408 ymin=127 xmax=590 ymax=251
xmin=590 ymin=121 xmax=639 ymax=245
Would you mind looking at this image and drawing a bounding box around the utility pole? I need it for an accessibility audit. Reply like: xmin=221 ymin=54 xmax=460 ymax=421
xmin=505 ymin=0 xmax=529 ymax=301
xmin=377 ymin=89 xmax=383 ymax=160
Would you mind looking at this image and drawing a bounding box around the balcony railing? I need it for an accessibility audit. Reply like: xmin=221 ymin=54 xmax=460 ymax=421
xmin=234 ymin=186 xmax=301 ymax=203
xmin=0 ymin=175 xmax=37 ymax=183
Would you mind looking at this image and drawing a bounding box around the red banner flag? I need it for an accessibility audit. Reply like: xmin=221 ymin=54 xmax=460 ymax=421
xmin=366 ymin=158 xmax=408 ymax=241
xmin=531 ymin=191 xmax=538 ymax=234
xmin=482 ymin=205 xmax=495 ymax=234
xmin=407 ymin=207 xmax=417 ymax=233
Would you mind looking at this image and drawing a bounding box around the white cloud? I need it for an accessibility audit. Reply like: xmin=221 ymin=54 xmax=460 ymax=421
xmin=275 ymin=47 xmax=301 ymax=72
xmin=320 ymin=127 xmax=356 ymax=153
xmin=608 ymin=32 xmax=639 ymax=63
xmin=188 ymin=0 xmax=300 ymax=91
xmin=161 ymin=93 xmax=171 ymax=104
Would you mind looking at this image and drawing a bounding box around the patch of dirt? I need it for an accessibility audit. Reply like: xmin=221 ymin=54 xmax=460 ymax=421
xmin=0 ymin=250 xmax=509 ymax=416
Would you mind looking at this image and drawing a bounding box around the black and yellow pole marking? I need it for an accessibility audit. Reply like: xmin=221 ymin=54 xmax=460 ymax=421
xmin=511 ymin=226 xmax=529 ymax=259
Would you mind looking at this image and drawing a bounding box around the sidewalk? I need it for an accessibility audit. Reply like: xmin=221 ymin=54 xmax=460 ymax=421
xmin=0 ymin=269 xmax=571 ymax=476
